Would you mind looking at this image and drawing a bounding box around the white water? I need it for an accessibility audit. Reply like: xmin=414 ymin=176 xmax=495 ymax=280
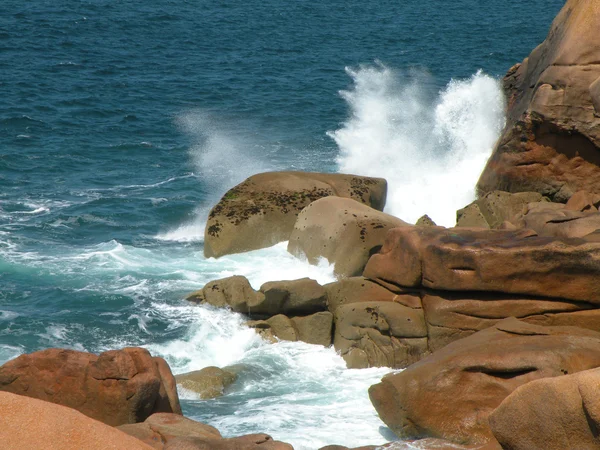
xmin=145 ymin=302 xmax=392 ymax=449
xmin=331 ymin=64 xmax=505 ymax=226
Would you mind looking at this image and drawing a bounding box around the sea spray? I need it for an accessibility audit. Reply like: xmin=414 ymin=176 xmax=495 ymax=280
xmin=331 ymin=63 xmax=505 ymax=226
xmin=158 ymin=110 xmax=278 ymax=242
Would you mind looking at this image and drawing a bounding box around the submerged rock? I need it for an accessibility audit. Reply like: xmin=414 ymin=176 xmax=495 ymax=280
xmin=0 ymin=347 xmax=181 ymax=427
xmin=369 ymin=318 xmax=600 ymax=446
xmin=204 ymin=171 xmax=387 ymax=258
xmin=477 ymin=0 xmax=600 ymax=200
xmin=175 ymin=367 xmax=236 ymax=399
xmin=287 ymin=196 xmax=407 ymax=278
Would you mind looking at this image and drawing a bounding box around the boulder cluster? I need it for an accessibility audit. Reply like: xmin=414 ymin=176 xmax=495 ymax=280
xmin=5 ymin=0 xmax=600 ymax=448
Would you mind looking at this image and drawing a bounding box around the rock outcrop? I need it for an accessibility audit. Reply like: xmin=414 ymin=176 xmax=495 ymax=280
xmin=369 ymin=318 xmax=600 ymax=446
xmin=248 ymin=311 xmax=333 ymax=347
xmin=187 ymin=276 xmax=327 ymax=318
xmin=477 ymin=0 xmax=600 ymax=201
xmin=363 ymin=226 xmax=600 ymax=303
xmin=287 ymin=197 xmax=407 ymax=277
xmin=489 ymin=367 xmax=600 ymax=450
xmin=0 ymin=391 xmax=155 ymax=450
xmin=333 ymin=301 xmax=428 ymax=368
xmin=118 ymin=413 xmax=294 ymax=449
xmin=456 ymin=190 xmax=545 ymax=228
xmin=511 ymin=199 xmax=600 ymax=239
xmin=0 ymin=347 xmax=181 ymax=426
xmin=175 ymin=367 xmax=236 ymax=399
xmin=204 ymin=171 xmax=387 ymax=258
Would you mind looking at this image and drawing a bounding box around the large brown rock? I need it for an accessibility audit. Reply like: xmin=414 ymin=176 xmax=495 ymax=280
xmin=324 ymin=277 xmax=420 ymax=313
xmin=363 ymin=226 xmax=600 ymax=303
xmin=118 ymin=413 xmax=293 ymax=450
xmin=247 ymin=311 xmax=333 ymax=347
xmin=477 ymin=0 xmax=600 ymax=201
xmin=0 ymin=391 xmax=155 ymax=450
xmin=204 ymin=171 xmax=387 ymax=258
xmin=456 ymin=191 xmax=545 ymax=228
xmin=0 ymin=348 xmax=182 ymax=426
xmin=422 ymin=291 xmax=600 ymax=352
xmin=334 ymin=301 xmax=428 ymax=369
xmin=489 ymin=367 xmax=600 ymax=450
xmin=512 ymin=200 xmax=600 ymax=239
xmin=287 ymin=197 xmax=407 ymax=277
xmin=187 ymin=276 xmax=327 ymax=318
xmin=368 ymin=318 xmax=600 ymax=446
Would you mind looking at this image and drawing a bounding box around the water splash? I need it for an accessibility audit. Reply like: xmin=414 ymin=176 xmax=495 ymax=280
xmin=331 ymin=63 xmax=505 ymax=226
xmin=157 ymin=111 xmax=275 ymax=242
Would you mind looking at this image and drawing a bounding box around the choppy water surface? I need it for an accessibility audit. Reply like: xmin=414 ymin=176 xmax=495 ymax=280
xmin=1 ymin=1 xmax=564 ymax=448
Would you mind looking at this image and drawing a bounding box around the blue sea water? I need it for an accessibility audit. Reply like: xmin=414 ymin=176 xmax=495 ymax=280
xmin=1 ymin=0 xmax=564 ymax=448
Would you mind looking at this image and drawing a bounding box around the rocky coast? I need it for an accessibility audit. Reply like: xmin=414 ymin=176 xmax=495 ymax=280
xmin=4 ymin=0 xmax=600 ymax=448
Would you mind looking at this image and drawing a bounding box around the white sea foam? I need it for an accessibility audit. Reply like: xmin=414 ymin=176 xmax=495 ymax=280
xmin=145 ymin=302 xmax=392 ymax=450
xmin=155 ymin=218 xmax=206 ymax=242
xmin=331 ymin=64 xmax=505 ymax=226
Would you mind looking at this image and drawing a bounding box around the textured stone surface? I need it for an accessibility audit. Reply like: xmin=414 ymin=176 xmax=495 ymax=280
xmin=489 ymin=367 xmax=600 ymax=450
xmin=512 ymin=201 xmax=600 ymax=239
xmin=369 ymin=318 xmax=600 ymax=445
xmin=324 ymin=277 xmax=419 ymax=313
xmin=119 ymin=413 xmax=293 ymax=450
xmin=0 ymin=347 xmax=181 ymax=426
xmin=288 ymin=196 xmax=406 ymax=277
xmin=0 ymin=391 xmax=155 ymax=450
xmin=363 ymin=226 xmax=600 ymax=303
xmin=204 ymin=171 xmax=386 ymax=258
xmin=334 ymin=301 xmax=428 ymax=369
xmin=248 ymin=311 xmax=333 ymax=347
xmin=456 ymin=191 xmax=545 ymax=228
xmin=175 ymin=367 xmax=236 ymax=399
xmin=422 ymin=291 xmax=600 ymax=352
xmin=187 ymin=276 xmax=327 ymax=318
xmin=477 ymin=0 xmax=600 ymax=200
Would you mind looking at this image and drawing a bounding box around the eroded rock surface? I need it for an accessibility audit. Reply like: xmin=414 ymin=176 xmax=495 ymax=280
xmin=187 ymin=276 xmax=327 ymax=318
xmin=369 ymin=318 xmax=600 ymax=446
xmin=288 ymin=197 xmax=407 ymax=277
xmin=334 ymin=301 xmax=428 ymax=369
xmin=247 ymin=311 xmax=333 ymax=347
xmin=204 ymin=171 xmax=386 ymax=258
xmin=0 ymin=347 xmax=181 ymax=426
xmin=456 ymin=191 xmax=545 ymax=228
xmin=118 ymin=413 xmax=293 ymax=450
xmin=489 ymin=367 xmax=600 ymax=450
xmin=1 ymin=391 xmax=155 ymax=450
xmin=363 ymin=226 xmax=600 ymax=303
xmin=477 ymin=0 xmax=600 ymax=200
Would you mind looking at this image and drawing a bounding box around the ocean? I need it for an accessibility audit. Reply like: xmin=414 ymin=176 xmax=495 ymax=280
xmin=0 ymin=1 xmax=564 ymax=448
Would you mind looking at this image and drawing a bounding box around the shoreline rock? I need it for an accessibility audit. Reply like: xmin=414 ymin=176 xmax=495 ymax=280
xmin=204 ymin=171 xmax=387 ymax=258
xmin=0 ymin=347 xmax=181 ymax=426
